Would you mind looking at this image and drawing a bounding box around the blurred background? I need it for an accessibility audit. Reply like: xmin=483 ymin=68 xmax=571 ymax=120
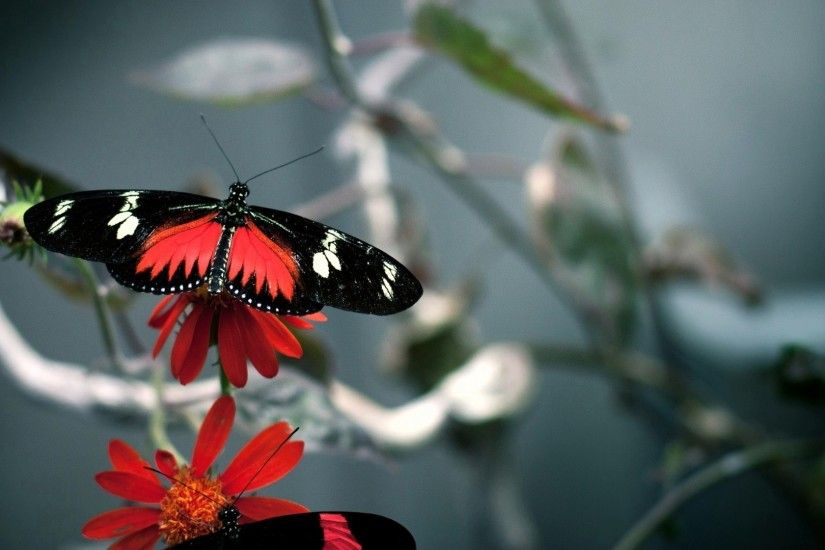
xmin=1 ymin=1 xmax=824 ymax=548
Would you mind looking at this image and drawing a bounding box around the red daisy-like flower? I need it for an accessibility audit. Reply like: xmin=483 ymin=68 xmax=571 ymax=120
xmin=82 ymin=396 xmax=307 ymax=549
xmin=148 ymin=289 xmax=326 ymax=387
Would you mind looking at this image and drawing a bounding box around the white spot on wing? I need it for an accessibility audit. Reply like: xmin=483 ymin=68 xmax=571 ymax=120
xmin=383 ymin=261 xmax=398 ymax=281
xmin=313 ymin=251 xmax=330 ymax=278
xmin=318 ymin=230 xmax=343 ymax=273
xmin=381 ymin=278 xmax=394 ymax=299
xmin=48 ymin=217 xmax=66 ymax=234
xmin=54 ymin=199 xmax=73 ymax=216
xmin=108 ymin=211 xmax=132 ymax=226
xmin=324 ymin=249 xmax=341 ymax=270
xmin=115 ymin=215 xmax=139 ymax=239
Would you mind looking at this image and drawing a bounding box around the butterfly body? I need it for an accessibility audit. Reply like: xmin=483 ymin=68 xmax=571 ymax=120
xmin=25 ymin=180 xmax=422 ymax=315
xmin=169 ymin=508 xmax=416 ymax=549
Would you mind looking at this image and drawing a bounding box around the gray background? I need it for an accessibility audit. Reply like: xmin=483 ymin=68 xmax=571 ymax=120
xmin=1 ymin=1 xmax=823 ymax=548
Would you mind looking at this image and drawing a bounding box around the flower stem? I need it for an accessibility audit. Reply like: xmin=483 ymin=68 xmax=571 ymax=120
xmin=219 ymin=365 xmax=232 ymax=396
xmin=72 ymin=258 xmax=123 ymax=370
xmin=612 ymin=439 xmax=825 ymax=550
xmin=149 ymin=360 xmax=184 ymax=464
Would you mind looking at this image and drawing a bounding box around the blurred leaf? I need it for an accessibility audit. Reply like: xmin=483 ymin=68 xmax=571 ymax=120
xmin=133 ymin=38 xmax=316 ymax=105
xmin=413 ymin=4 xmax=626 ymax=132
xmin=774 ymin=344 xmax=825 ymax=405
xmin=644 ymin=226 xmax=761 ymax=304
xmin=235 ymin=368 xmax=381 ymax=460
xmin=526 ymin=136 xmax=637 ymax=345
xmin=382 ymin=284 xmax=478 ymax=392
xmin=0 ymin=147 xmax=77 ymax=198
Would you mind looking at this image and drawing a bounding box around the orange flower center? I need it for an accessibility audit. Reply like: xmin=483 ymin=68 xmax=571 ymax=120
xmin=158 ymin=466 xmax=229 ymax=545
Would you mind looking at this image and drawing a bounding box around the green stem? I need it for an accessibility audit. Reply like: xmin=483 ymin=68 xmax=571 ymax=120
xmin=73 ymin=259 xmax=122 ymax=369
xmin=148 ymin=361 xmax=184 ymax=463
xmin=613 ymin=440 xmax=824 ymax=550
xmin=219 ymin=365 xmax=232 ymax=396
xmin=311 ymin=0 xmax=367 ymax=108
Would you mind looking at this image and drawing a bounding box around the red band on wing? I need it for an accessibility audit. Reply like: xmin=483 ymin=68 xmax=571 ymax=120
xmin=227 ymin=219 xmax=299 ymax=301
xmin=319 ymin=514 xmax=363 ymax=550
xmin=136 ymin=213 xmax=221 ymax=280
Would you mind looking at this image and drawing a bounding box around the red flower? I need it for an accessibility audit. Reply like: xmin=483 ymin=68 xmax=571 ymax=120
xmin=82 ymin=396 xmax=307 ymax=548
xmin=148 ymin=289 xmax=326 ymax=387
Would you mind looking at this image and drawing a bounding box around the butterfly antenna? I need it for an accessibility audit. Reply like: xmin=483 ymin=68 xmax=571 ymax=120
xmin=243 ymin=147 xmax=324 ymax=185
xmin=200 ymin=114 xmax=242 ymax=182
xmin=144 ymin=465 xmax=226 ymax=508
xmin=231 ymin=426 xmax=300 ymax=505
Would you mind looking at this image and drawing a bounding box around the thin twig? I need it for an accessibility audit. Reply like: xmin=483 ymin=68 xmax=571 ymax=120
xmin=612 ymin=440 xmax=825 ymax=550
xmin=148 ymin=361 xmax=184 ymax=463
xmin=73 ymin=258 xmax=124 ymax=370
xmin=312 ymin=0 xmax=367 ymax=108
xmin=350 ymin=30 xmax=413 ymax=56
xmin=311 ymin=0 xmax=600 ymax=344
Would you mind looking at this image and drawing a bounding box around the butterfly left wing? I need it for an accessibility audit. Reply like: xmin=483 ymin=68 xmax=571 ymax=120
xmin=239 ymin=206 xmax=422 ymax=315
xmin=24 ymin=189 xmax=220 ymax=263
xmin=168 ymin=512 xmax=416 ymax=549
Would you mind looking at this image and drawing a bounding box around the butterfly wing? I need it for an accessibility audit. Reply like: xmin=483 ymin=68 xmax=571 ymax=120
xmin=26 ymin=189 xmax=224 ymax=294
xmin=242 ymin=206 xmax=422 ymax=315
xmin=24 ymin=189 xmax=220 ymax=263
xmin=167 ymin=512 xmax=416 ymax=549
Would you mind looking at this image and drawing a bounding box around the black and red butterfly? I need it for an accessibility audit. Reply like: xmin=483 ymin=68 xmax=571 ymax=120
xmin=168 ymin=508 xmax=415 ymax=549
xmin=23 ymin=139 xmax=421 ymax=316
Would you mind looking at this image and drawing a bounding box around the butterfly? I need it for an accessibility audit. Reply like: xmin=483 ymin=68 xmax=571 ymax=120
xmin=23 ymin=135 xmax=422 ymax=316
xmin=168 ymin=509 xmax=416 ymax=549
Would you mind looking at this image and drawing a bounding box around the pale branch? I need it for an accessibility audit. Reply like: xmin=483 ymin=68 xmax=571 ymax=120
xmin=0 ymin=301 xmax=534 ymax=455
xmin=612 ymin=440 xmax=825 ymax=550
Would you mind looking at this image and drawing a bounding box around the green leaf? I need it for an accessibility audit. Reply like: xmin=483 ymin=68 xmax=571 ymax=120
xmin=0 ymin=147 xmax=78 ymax=198
xmin=413 ymin=4 xmax=626 ymax=132
xmin=133 ymin=38 xmax=316 ymax=106
xmin=526 ymin=136 xmax=638 ymax=345
xmin=236 ymin=368 xmax=382 ymax=459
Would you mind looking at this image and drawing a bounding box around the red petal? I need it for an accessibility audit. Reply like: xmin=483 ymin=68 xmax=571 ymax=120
xmin=219 ymin=422 xmax=303 ymax=495
xmin=151 ymin=295 xmax=190 ymax=358
xmin=108 ymin=440 xmax=156 ymax=482
xmin=172 ymin=305 xmax=214 ymax=384
xmin=95 ymin=471 xmax=167 ymax=503
xmin=155 ymin=450 xmax=178 ymax=479
xmin=147 ymin=295 xmax=175 ymax=328
xmin=281 ymin=316 xmax=312 ymax=330
xmin=191 ymin=396 xmax=235 ymax=476
xmin=169 ymin=304 xmax=202 ymax=378
xmin=235 ymin=496 xmax=309 ymax=522
xmin=305 ymin=311 xmax=327 ymax=322
xmin=82 ymin=507 xmax=160 ymax=539
xmin=110 ymin=525 xmax=161 ymax=550
xmin=252 ymin=311 xmax=303 ymax=358
xmin=239 ymin=308 xmax=278 ymax=378
xmin=282 ymin=311 xmax=327 ymax=329
xmin=218 ymin=307 xmax=248 ymax=388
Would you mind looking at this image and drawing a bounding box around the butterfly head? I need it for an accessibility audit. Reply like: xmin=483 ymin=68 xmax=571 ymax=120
xmin=227 ymin=181 xmax=250 ymax=202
